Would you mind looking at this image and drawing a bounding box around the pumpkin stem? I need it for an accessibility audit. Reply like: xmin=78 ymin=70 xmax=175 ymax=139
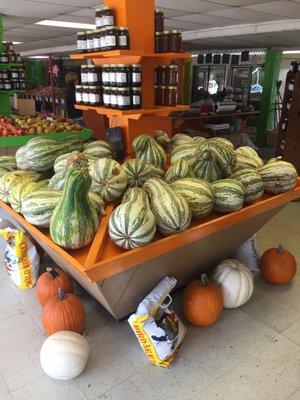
xmin=277 ymin=244 xmax=285 ymax=255
xmin=58 ymin=287 xmax=66 ymax=301
xmin=46 ymin=267 xmax=58 ymax=280
xmin=200 ymin=273 xmax=209 ymax=286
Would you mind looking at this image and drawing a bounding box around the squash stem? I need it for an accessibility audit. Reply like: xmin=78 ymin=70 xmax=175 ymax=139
xmin=277 ymin=244 xmax=285 ymax=255
xmin=200 ymin=273 xmax=209 ymax=286
xmin=46 ymin=267 xmax=58 ymax=280
xmin=58 ymin=287 xmax=66 ymax=300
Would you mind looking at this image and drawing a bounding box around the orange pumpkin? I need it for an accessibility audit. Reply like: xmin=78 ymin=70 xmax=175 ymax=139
xmin=36 ymin=267 xmax=73 ymax=307
xmin=182 ymin=274 xmax=223 ymax=326
xmin=42 ymin=287 xmax=85 ymax=335
xmin=260 ymin=244 xmax=297 ymax=285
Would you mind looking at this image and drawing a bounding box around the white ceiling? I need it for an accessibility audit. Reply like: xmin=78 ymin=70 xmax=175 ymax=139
xmin=1 ymin=0 xmax=300 ymax=54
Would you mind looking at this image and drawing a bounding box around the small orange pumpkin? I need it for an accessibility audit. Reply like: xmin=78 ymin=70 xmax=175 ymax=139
xmin=182 ymin=274 xmax=223 ymax=326
xmin=42 ymin=287 xmax=85 ymax=335
xmin=260 ymin=244 xmax=297 ymax=285
xmin=36 ymin=267 xmax=73 ymax=307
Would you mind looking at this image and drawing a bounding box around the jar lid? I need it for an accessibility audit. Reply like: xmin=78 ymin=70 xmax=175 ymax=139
xmin=132 ymin=87 xmax=141 ymax=91
xmin=89 ymin=85 xmax=100 ymax=88
xmin=82 ymin=85 xmax=90 ymax=89
xmin=119 ymin=27 xmax=128 ymax=31
xmin=77 ymin=31 xmax=86 ymax=35
xmin=171 ymin=30 xmax=181 ymax=33
xmin=81 ymin=64 xmax=88 ymax=68
xmin=155 ymin=32 xmax=163 ymax=35
xmin=131 ymin=64 xmax=141 ymax=67
xmin=105 ymin=25 xmax=117 ymax=29
xmin=118 ymin=87 xmax=129 ymax=91
xmin=102 ymin=6 xmax=113 ymax=10
xmin=75 ymin=85 xmax=82 ymax=88
xmin=87 ymin=30 xmax=94 ymax=34
xmin=163 ymin=31 xmax=171 ymax=34
xmin=87 ymin=65 xmax=96 ymax=68
xmin=102 ymin=64 xmax=109 ymax=67
xmin=102 ymin=86 xmax=111 ymax=89
xmin=94 ymin=29 xmax=101 ymax=33
xmin=118 ymin=63 xmax=127 ymax=67
xmin=169 ymin=65 xmax=178 ymax=68
xmin=160 ymin=86 xmax=166 ymax=89
xmin=169 ymin=86 xmax=177 ymax=89
xmin=95 ymin=7 xmax=102 ymax=11
xmin=155 ymin=8 xmax=163 ymax=12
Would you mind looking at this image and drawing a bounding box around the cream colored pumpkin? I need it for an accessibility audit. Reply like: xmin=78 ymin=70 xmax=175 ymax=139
xmin=212 ymin=259 xmax=254 ymax=308
xmin=40 ymin=331 xmax=89 ymax=380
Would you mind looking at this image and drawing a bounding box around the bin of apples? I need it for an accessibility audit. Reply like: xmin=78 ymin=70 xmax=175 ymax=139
xmin=0 ymin=116 xmax=24 ymax=136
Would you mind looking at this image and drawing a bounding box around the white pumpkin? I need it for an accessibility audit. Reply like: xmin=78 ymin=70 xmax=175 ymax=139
xmin=212 ymin=259 xmax=254 ymax=308
xmin=40 ymin=331 xmax=89 ymax=380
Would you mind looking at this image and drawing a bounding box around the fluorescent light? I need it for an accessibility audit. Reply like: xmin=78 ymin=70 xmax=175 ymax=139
xmin=28 ymin=55 xmax=49 ymax=59
xmin=283 ymin=50 xmax=300 ymax=54
xmin=36 ymin=20 xmax=95 ymax=30
xmin=13 ymin=41 xmax=23 ymax=45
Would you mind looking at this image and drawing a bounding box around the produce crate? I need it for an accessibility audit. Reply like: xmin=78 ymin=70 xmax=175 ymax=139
xmin=1 ymin=178 xmax=299 ymax=320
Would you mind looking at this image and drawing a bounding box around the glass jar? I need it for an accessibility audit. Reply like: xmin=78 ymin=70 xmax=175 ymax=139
xmin=161 ymin=65 xmax=167 ymax=85
xmin=104 ymin=26 xmax=118 ymax=51
xmin=19 ymin=80 xmax=26 ymax=90
xmin=103 ymin=86 xmax=111 ymax=107
xmin=86 ymin=31 xmax=95 ymax=52
xmin=155 ymin=32 xmax=163 ymax=53
xmin=109 ymin=64 xmax=117 ymax=87
xmin=0 ymin=80 xmax=4 ymax=90
xmin=7 ymin=52 xmax=15 ymax=63
xmin=95 ymin=8 xmax=103 ymax=28
xmin=110 ymin=87 xmax=118 ymax=109
xmin=11 ymin=79 xmax=19 ymax=90
xmin=87 ymin=65 xmax=99 ymax=84
xmin=82 ymin=86 xmax=90 ymax=104
xmin=0 ymin=53 xmax=9 ymax=63
xmin=116 ymin=64 xmax=130 ymax=87
xmin=77 ymin=31 xmax=87 ymax=53
xmin=102 ymin=6 xmax=115 ymax=27
xmin=18 ymin=68 xmax=25 ymax=79
xmin=75 ymin=85 xmax=83 ymax=104
xmin=100 ymin=28 xmax=106 ymax=50
xmin=89 ymin=86 xmax=102 ymax=106
xmin=154 ymin=65 xmax=164 ymax=85
xmin=167 ymin=86 xmax=177 ymax=106
xmin=102 ymin=64 xmax=110 ymax=85
xmin=118 ymin=27 xmax=130 ymax=50
xmin=131 ymin=64 xmax=141 ymax=87
xmin=168 ymin=65 xmax=178 ymax=86
xmin=117 ymin=87 xmax=131 ymax=110
xmin=93 ymin=29 xmax=102 ymax=52
xmin=3 ymin=42 xmax=13 ymax=53
xmin=15 ymin=53 xmax=22 ymax=63
xmin=154 ymin=86 xmax=159 ymax=105
xmin=155 ymin=9 xmax=164 ymax=32
xmin=170 ymin=30 xmax=182 ymax=53
xmin=161 ymin=86 xmax=168 ymax=106
xmin=4 ymin=80 xmax=12 ymax=90
xmin=162 ymin=31 xmax=171 ymax=53
xmin=132 ymin=87 xmax=141 ymax=109
xmin=81 ymin=65 xmax=89 ymax=84
xmin=10 ymin=67 xmax=19 ymax=79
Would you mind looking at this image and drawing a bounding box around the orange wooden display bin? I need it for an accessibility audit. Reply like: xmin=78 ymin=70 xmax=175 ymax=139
xmin=1 ymin=180 xmax=300 ymax=319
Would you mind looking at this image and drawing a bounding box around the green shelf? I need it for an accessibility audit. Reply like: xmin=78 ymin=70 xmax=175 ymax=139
xmin=0 ymin=90 xmax=25 ymax=95
xmin=0 ymin=129 xmax=93 ymax=148
xmin=0 ymin=63 xmax=23 ymax=69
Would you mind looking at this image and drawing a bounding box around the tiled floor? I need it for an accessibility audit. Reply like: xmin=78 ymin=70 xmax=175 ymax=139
xmin=0 ymin=203 xmax=299 ymax=400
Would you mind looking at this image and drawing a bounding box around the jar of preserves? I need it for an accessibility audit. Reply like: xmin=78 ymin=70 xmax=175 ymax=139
xmin=104 ymin=26 xmax=118 ymax=51
xmin=7 ymin=52 xmax=15 ymax=63
xmin=75 ymin=85 xmax=83 ymax=104
xmin=131 ymin=64 xmax=141 ymax=87
xmin=86 ymin=31 xmax=95 ymax=52
xmin=102 ymin=6 xmax=115 ymax=27
xmin=118 ymin=27 xmax=130 ymax=50
xmin=117 ymin=87 xmax=131 ymax=110
xmin=155 ymin=32 xmax=163 ymax=53
xmin=11 ymin=79 xmax=19 ymax=90
xmin=3 ymin=42 xmax=13 ymax=53
xmin=100 ymin=28 xmax=106 ymax=50
xmin=77 ymin=32 xmax=87 ymax=53
xmin=82 ymin=86 xmax=90 ymax=104
xmin=168 ymin=65 xmax=178 ymax=86
xmin=155 ymin=9 xmax=164 ymax=32
xmin=0 ymin=80 xmax=4 ymax=90
xmin=161 ymin=65 xmax=167 ymax=85
xmin=161 ymin=86 xmax=168 ymax=106
xmin=0 ymin=53 xmax=9 ymax=63
xmin=4 ymin=80 xmax=12 ymax=90
xmin=18 ymin=68 xmax=25 ymax=79
xmin=102 ymin=64 xmax=110 ymax=85
xmin=162 ymin=31 xmax=171 ymax=53
xmin=109 ymin=64 xmax=117 ymax=87
xmin=93 ymin=29 xmax=102 ymax=52
xmin=132 ymin=87 xmax=141 ymax=109
xmin=170 ymin=30 xmax=182 ymax=53
xmin=2 ymin=69 xmax=9 ymax=79
xmin=103 ymin=86 xmax=111 ymax=107
xmin=20 ymin=80 xmax=26 ymax=89
xmin=110 ymin=87 xmax=118 ymax=109
xmin=95 ymin=8 xmax=103 ymax=28
xmin=89 ymin=86 xmax=102 ymax=106
xmin=15 ymin=53 xmax=22 ymax=63
xmin=167 ymin=86 xmax=177 ymax=106
xmin=116 ymin=64 xmax=130 ymax=87
xmin=81 ymin=65 xmax=89 ymax=84
xmin=10 ymin=68 xmax=19 ymax=79
xmin=154 ymin=86 xmax=159 ymax=105
xmin=87 ymin=65 xmax=99 ymax=84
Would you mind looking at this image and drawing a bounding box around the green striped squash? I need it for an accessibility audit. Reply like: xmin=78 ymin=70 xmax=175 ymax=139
xmin=165 ymin=160 xmax=195 ymax=183
xmin=148 ymin=164 xmax=165 ymax=178
xmin=88 ymin=191 xmax=106 ymax=216
xmin=15 ymin=146 xmax=31 ymax=171
xmin=123 ymin=158 xmax=155 ymax=188
xmin=230 ymin=169 xmax=264 ymax=203
xmin=0 ymin=155 xmax=17 ymax=172
xmin=234 ymin=153 xmax=261 ymax=171
xmin=0 ymin=171 xmax=42 ymax=204
xmin=144 ymin=177 xmax=191 ymax=235
xmin=109 ymin=187 xmax=156 ymax=249
xmin=83 ymin=140 xmax=113 ymax=159
xmin=25 ymin=135 xmax=84 ymax=171
xmin=90 ymin=158 xmax=128 ymax=202
xmin=154 ymin=130 xmax=171 ymax=151
xmin=50 ymin=168 xmax=99 ymax=249
xmin=259 ymin=160 xmax=297 ymax=194
xmin=171 ymin=142 xmax=200 ymax=166
xmin=10 ymin=179 xmax=49 ymax=213
xmin=53 ymin=151 xmax=91 ymax=174
xmin=212 ymin=179 xmax=245 ymax=213
xmin=171 ymin=133 xmax=195 ymax=149
xmin=170 ymin=178 xmax=214 ymax=219
xmin=208 ymin=137 xmax=234 ymax=149
xmin=236 ymin=146 xmax=264 ymax=167
xmin=22 ymin=188 xmax=62 ymax=227
xmin=132 ymin=134 xmax=166 ymax=169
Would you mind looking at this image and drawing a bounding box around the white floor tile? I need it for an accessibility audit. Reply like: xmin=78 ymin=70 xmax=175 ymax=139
xmin=76 ymin=333 xmax=137 ymax=400
xmin=0 ymin=275 xmax=25 ymax=321
xmin=288 ymin=390 xmax=300 ymax=400
xmin=243 ymin=293 xmax=300 ymax=332
xmin=221 ymin=355 xmax=296 ymax=400
xmin=11 ymin=375 xmax=87 ymax=400
xmin=1 ymin=394 xmax=13 ymax=400
xmin=0 ymin=337 xmax=44 ymax=391
xmin=192 ymin=380 xmax=239 ymax=400
xmin=0 ymin=372 xmax=9 ymax=398
xmin=281 ymin=319 xmax=300 ymax=346
xmin=97 ymin=373 xmax=162 ymax=400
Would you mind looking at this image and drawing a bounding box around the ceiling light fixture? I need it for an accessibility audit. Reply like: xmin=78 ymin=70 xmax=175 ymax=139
xmin=36 ymin=20 xmax=95 ymax=29
xmin=12 ymin=41 xmax=23 ymax=45
xmin=27 ymin=55 xmax=49 ymax=59
xmin=283 ymin=50 xmax=300 ymax=54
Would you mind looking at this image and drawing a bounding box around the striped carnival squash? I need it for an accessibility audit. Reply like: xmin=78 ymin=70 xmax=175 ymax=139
xmin=83 ymin=140 xmax=113 ymax=159
xmin=10 ymin=179 xmax=49 ymax=213
xmin=212 ymin=179 xmax=245 ymax=213
xmin=144 ymin=177 xmax=191 ymax=235
xmin=259 ymin=159 xmax=297 ymax=194
xmin=209 ymin=137 xmax=234 ymax=149
xmin=165 ymin=160 xmax=195 ymax=183
xmin=123 ymin=159 xmax=155 ymax=188
xmin=88 ymin=191 xmax=106 ymax=216
xmin=132 ymin=134 xmax=166 ymax=168
xmin=170 ymin=178 xmax=214 ymax=219
xmin=154 ymin=130 xmax=171 ymax=151
xmin=0 ymin=170 xmax=42 ymax=204
xmin=148 ymin=164 xmax=165 ymax=178
xmin=22 ymin=188 xmax=62 ymax=227
xmin=53 ymin=151 xmax=90 ymax=174
xmin=25 ymin=135 xmax=84 ymax=171
xmin=170 ymin=142 xmax=200 ymax=166
xmin=171 ymin=133 xmax=194 ymax=149
xmin=230 ymin=168 xmax=264 ymax=203
xmin=0 ymin=155 xmax=17 ymax=172
xmin=236 ymin=146 xmax=263 ymax=167
xmin=89 ymin=158 xmax=128 ymax=202
xmin=15 ymin=146 xmax=31 ymax=171
xmin=109 ymin=187 xmax=156 ymax=249
xmin=234 ymin=153 xmax=261 ymax=171
xmin=50 ymin=168 xmax=99 ymax=249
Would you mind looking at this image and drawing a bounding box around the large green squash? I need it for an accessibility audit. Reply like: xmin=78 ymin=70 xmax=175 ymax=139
xmin=15 ymin=146 xmax=31 ymax=171
xmin=259 ymin=159 xmax=297 ymax=194
xmin=212 ymin=179 xmax=245 ymax=213
xmin=230 ymin=168 xmax=264 ymax=203
xmin=0 ymin=170 xmax=42 ymax=204
xmin=122 ymin=158 xmax=162 ymax=188
xmin=165 ymin=159 xmax=195 ymax=183
xmin=50 ymin=168 xmax=99 ymax=249
xmin=132 ymin=134 xmax=166 ymax=168
xmin=0 ymin=155 xmax=17 ymax=173
xmin=10 ymin=179 xmax=49 ymax=213
xmin=83 ymin=140 xmax=113 ymax=159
